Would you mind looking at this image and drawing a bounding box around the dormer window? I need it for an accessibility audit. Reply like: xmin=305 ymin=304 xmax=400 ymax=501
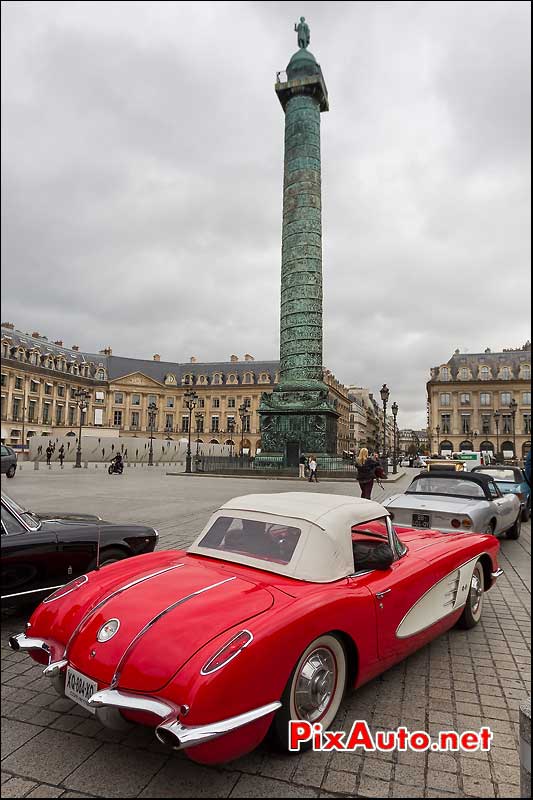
xmin=47 ymin=357 xmax=54 ymax=369
xmin=440 ymin=367 xmax=450 ymax=381
xmin=480 ymin=366 xmax=490 ymax=380
xmin=521 ymin=364 xmax=531 ymax=380
xmin=197 ymin=375 xmax=208 ymax=385
xmin=243 ymin=372 xmax=254 ymax=384
xmin=228 ymin=374 xmax=238 ymax=384
xmin=259 ymin=372 xmax=271 ymax=383
xmin=212 ymin=373 xmax=222 ymax=385
xmin=501 ymin=367 xmax=512 ymax=380
xmin=183 ymin=374 xmax=193 ymax=385
xmin=459 ymin=368 xmax=469 ymax=380
xmin=96 ymin=368 xmax=105 ymax=380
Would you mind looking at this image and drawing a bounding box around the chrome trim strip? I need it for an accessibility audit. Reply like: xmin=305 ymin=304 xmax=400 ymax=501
xmin=63 ymin=564 xmax=184 ymax=657
xmin=110 ymin=577 xmax=235 ymax=688
xmin=200 ymin=629 xmax=253 ymax=675
xmin=8 ymin=633 xmax=50 ymax=655
xmin=2 ymin=584 xmax=64 ymax=600
xmin=43 ymin=659 xmax=68 ymax=676
xmin=43 ymin=574 xmax=89 ymax=603
xmin=87 ymin=687 xmax=177 ymax=719
xmin=155 ymin=701 xmax=282 ymax=750
xmin=491 ymin=568 xmax=504 ymax=578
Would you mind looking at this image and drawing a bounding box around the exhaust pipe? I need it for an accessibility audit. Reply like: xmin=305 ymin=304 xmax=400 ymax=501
xmin=155 ymin=724 xmax=182 ymax=749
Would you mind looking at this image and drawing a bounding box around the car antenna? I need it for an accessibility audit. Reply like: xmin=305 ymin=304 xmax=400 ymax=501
xmin=95 ymin=522 xmax=101 ymax=570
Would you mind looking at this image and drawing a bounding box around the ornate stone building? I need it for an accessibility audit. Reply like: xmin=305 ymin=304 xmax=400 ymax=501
xmin=427 ymin=343 xmax=531 ymax=459
xmin=1 ymin=323 xmax=350 ymax=455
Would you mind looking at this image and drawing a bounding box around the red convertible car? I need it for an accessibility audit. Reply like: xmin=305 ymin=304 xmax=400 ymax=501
xmin=10 ymin=493 xmax=502 ymax=764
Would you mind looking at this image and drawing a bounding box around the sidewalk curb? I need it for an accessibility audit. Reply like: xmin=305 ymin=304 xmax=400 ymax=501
xmin=166 ymin=471 xmax=406 ymax=483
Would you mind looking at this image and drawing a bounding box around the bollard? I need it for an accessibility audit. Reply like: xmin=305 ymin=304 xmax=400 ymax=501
xmin=521 ymin=698 xmax=531 ymax=799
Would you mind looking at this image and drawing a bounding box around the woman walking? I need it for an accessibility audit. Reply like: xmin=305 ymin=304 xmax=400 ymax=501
xmin=356 ymin=447 xmax=380 ymax=499
xmin=308 ymin=455 xmax=318 ymax=483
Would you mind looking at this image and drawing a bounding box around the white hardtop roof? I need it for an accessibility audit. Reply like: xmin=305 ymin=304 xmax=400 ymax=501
xmin=189 ymin=492 xmax=390 ymax=583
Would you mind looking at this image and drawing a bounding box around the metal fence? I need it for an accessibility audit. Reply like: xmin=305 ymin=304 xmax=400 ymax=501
xmin=194 ymin=455 xmax=359 ymax=476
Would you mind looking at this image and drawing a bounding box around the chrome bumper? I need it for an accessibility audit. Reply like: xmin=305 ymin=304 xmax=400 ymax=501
xmin=491 ymin=568 xmax=504 ymax=578
xmin=8 ymin=633 xmax=50 ymax=659
xmin=88 ymin=687 xmax=281 ymax=750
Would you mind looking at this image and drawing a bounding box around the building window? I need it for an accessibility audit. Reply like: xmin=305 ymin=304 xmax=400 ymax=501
xmin=460 ymin=368 xmax=469 ymax=380
xmin=212 ymin=374 xmax=222 ymax=384
xmin=482 ymin=415 xmax=491 ymax=435
xmin=95 ymin=391 xmax=105 ymax=403
xmin=68 ymin=406 xmax=76 ymax=425
xmin=501 ymin=367 xmax=512 ymax=380
xmin=440 ymin=393 xmax=451 ymax=406
xmin=211 ymin=416 xmax=219 ymax=433
xmin=44 ymin=383 xmax=53 ymax=395
xmin=196 ymin=416 xmax=204 ymax=433
xmin=181 ymin=416 xmax=189 ymax=433
xmin=198 ymin=398 xmax=205 ymax=409
xmin=165 ymin=413 xmax=173 ymax=430
xmin=212 ymin=397 xmax=220 ymax=409
xmin=148 ymin=394 xmax=157 ymax=406
xmin=500 ymin=392 xmax=512 ymax=406
xmin=243 ymin=373 xmax=253 ymax=384
xmin=480 ymin=366 xmax=490 ymax=380
xmin=228 ymin=374 xmax=238 ymax=384
xmin=522 ymin=365 xmax=531 ymax=380
xmin=131 ymin=411 xmax=140 ymax=428
xmin=523 ymin=392 xmax=531 ymax=406
xmin=243 ymin=416 xmax=251 ymax=433
xmin=524 ymin=415 xmax=531 ymax=435
xmin=183 ymin=374 xmax=192 ymax=385
xmin=227 ymin=415 xmax=235 ymax=431
xmin=114 ymin=392 xmax=124 ymax=404
xmin=502 ymin=415 xmax=512 ymax=434
xmin=460 ymin=393 xmax=471 ymax=406
xmin=12 ymin=397 xmax=21 ymax=421
xmin=131 ymin=394 xmax=141 ymax=406
xmin=97 ymin=369 xmax=105 ymax=380
xmin=228 ymin=398 xmax=236 ymax=408
xmin=166 ymin=396 xmax=175 ymax=408
xmin=94 ymin=408 xmax=104 ymax=426
xmin=42 ymin=403 xmax=50 ymax=424
xmin=57 ymin=385 xmax=65 ymax=397
xmin=461 ymin=415 xmax=471 ymax=434
xmin=440 ymin=367 xmax=450 ymax=381
xmin=55 ymin=405 xmax=64 ymax=424
xmin=15 ymin=376 xmax=23 ymax=390
xmin=480 ymin=392 xmax=492 ymax=406
xmin=113 ymin=410 xmax=122 ymax=427
xmin=1 ymin=373 xmax=6 ymax=387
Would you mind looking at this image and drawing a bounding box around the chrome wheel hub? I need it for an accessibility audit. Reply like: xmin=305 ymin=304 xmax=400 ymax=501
xmin=470 ymin=571 xmax=483 ymax=614
xmin=294 ymin=647 xmax=336 ymax=722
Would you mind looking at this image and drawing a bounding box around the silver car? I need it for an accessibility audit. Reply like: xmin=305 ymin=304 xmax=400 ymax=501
xmin=1 ymin=445 xmax=17 ymax=479
xmin=383 ymin=470 xmax=522 ymax=539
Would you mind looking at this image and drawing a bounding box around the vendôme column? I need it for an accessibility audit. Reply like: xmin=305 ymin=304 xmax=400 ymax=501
xmin=258 ymin=19 xmax=338 ymax=466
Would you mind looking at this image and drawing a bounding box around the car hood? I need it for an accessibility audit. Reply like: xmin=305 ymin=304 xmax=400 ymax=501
xmin=36 ymin=512 xmax=106 ymax=523
xmin=66 ymin=555 xmax=274 ymax=692
xmin=386 ymin=494 xmax=485 ymax=516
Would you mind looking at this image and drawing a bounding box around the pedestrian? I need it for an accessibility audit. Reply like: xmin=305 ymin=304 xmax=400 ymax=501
xmin=356 ymin=447 xmax=381 ymax=499
xmin=45 ymin=443 xmax=54 ymax=466
xmin=308 ymin=455 xmax=318 ymax=483
xmin=298 ymin=452 xmax=307 ymax=479
xmin=58 ymin=444 xmax=65 ymax=467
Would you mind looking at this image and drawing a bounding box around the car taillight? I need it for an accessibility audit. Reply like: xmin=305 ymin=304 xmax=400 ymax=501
xmin=201 ymin=630 xmax=253 ymax=675
xmin=43 ymin=575 xmax=88 ymax=603
xmin=461 ymin=519 xmax=472 ymax=528
xmin=451 ymin=519 xmax=461 ymax=528
xmin=516 ymin=492 xmax=525 ymax=501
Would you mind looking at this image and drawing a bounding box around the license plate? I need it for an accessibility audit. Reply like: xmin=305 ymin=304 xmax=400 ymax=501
xmin=65 ymin=666 xmax=97 ymax=714
xmin=412 ymin=513 xmax=431 ymax=529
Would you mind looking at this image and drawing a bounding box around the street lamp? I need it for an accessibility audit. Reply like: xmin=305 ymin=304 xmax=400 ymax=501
xmin=227 ymin=418 xmax=236 ymax=458
xmin=510 ymin=398 xmax=518 ymax=460
xmin=147 ymin=402 xmax=158 ymax=466
xmin=195 ymin=411 xmax=203 ymax=461
xmin=494 ymin=410 xmax=501 ymax=461
xmin=380 ymin=384 xmax=390 ymax=474
xmin=73 ymin=388 xmax=91 ymax=468
xmin=391 ymin=401 xmax=398 ymax=474
xmin=238 ymin=400 xmax=250 ymax=465
xmin=435 ymin=425 xmax=441 ymax=455
xmin=184 ymin=389 xmax=198 ymax=473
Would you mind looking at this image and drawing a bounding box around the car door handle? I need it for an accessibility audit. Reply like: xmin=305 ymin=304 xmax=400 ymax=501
xmin=376 ymin=589 xmax=392 ymax=599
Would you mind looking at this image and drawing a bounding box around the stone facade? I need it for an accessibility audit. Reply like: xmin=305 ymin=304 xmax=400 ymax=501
xmin=427 ymin=343 xmax=531 ymax=459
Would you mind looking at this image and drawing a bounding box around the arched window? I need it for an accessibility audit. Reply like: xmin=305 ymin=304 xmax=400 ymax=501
xmin=459 ymin=440 xmax=473 ymax=451
xmin=501 ymin=440 xmax=514 ymax=456
xmin=1 ymin=342 xmax=8 ymax=358
xmin=521 ymin=365 xmax=531 ymax=380
xmin=197 ymin=375 xmax=208 ymax=385
xmin=72 ymin=363 xmax=79 ymax=376
xmin=440 ymin=440 xmax=453 ymax=453
xmin=243 ymin=372 xmax=254 ymax=384
xmin=47 ymin=357 xmax=54 ymax=369
xmin=97 ymin=368 xmax=105 ymax=380
xmin=479 ymin=441 xmax=494 ymax=454
xmin=209 ymin=438 xmax=219 ymax=444
xmin=182 ymin=374 xmax=193 ymax=385
xmin=501 ymin=366 xmax=512 ymax=380
xmin=440 ymin=367 xmax=450 ymax=381
xmin=459 ymin=368 xmax=469 ymax=380
xmin=30 ymin=351 xmax=39 ymax=365
xmin=212 ymin=373 xmax=222 ymax=385
xmin=523 ymin=441 xmax=531 ymax=457
xmin=228 ymin=374 xmax=238 ymax=384
xmin=480 ymin=366 xmax=490 ymax=380
xmin=259 ymin=373 xmax=270 ymax=383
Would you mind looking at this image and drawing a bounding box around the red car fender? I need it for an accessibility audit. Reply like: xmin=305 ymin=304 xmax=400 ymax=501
xmin=157 ymin=580 xmax=377 ymax=728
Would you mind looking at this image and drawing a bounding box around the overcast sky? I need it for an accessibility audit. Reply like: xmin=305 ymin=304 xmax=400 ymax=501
xmin=1 ymin=1 xmax=531 ymax=427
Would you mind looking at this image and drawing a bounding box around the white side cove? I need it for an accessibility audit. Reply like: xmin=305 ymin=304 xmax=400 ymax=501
xmin=396 ymin=556 xmax=482 ymax=639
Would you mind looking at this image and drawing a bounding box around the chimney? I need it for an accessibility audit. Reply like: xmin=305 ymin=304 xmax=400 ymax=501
xmin=244 ymin=353 xmax=254 ymax=361
xmin=54 ymin=340 xmax=63 ymax=346
xmin=190 ymin=356 xmax=197 ymax=363
xmin=72 ymin=345 xmax=80 ymax=351
xmin=230 ymin=354 xmax=239 ymax=363
xmin=32 ymin=331 xmax=40 ymax=338
xmin=153 ymin=354 xmax=160 ymax=361
xmin=2 ymin=322 xmax=15 ymax=330
xmin=99 ymin=347 xmax=112 ymax=356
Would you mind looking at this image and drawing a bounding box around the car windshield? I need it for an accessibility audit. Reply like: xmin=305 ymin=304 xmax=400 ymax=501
xmin=1 ymin=494 xmax=40 ymax=528
xmin=406 ymin=477 xmax=485 ymax=499
xmin=196 ymin=515 xmax=301 ymax=565
xmin=476 ymin=468 xmax=519 ymax=483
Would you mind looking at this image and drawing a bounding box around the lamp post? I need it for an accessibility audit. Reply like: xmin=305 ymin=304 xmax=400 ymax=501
xmin=184 ymin=389 xmax=198 ymax=473
xmin=73 ymin=388 xmax=91 ymax=468
xmin=435 ymin=425 xmax=441 ymax=455
xmin=510 ymin=398 xmax=518 ymax=460
xmin=227 ymin=418 xmax=236 ymax=459
xmin=494 ymin=410 xmax=501 ymax=461
xmin=239 ymin=400 xmax=250 ymax=465
xmin=195 ymin=411 xmax=203 ymax=461
xmin=147 ymin=402 xmax=158 ymax=466
xmin=380 ymin=384 xmax=390 ymax=475
xmin=472 ymin=430 xmax=478 ymax=453
xmin=391 ymin=402 xmax=398 ymax=474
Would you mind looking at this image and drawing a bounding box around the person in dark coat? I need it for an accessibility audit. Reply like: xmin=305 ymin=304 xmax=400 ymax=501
xmin=58 ymin=444 xmax=65 ymax=466
xmin=356 ymin=447 xmax=381 ymax=499
xmin=45 ymin=443 xmax=55 ymax=466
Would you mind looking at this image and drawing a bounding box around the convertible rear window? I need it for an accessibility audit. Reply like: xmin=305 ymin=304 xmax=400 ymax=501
xmin=407 ymin=477 xmax=485 ymax=498
xmin=197 ymin=516 xmax=301 ymax=565
xmin=476 ymin=468 xmax=520 ymax=482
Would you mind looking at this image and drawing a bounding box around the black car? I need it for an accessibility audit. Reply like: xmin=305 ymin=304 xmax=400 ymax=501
xmin=1 ymin=492 xmax=158 ymax=608
xmin=1 ymin=445 xmax=17 ymax=478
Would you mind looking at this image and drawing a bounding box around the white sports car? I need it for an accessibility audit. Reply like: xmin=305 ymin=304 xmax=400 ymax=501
xmin=383 ymin=470 xmax=522 ymax=539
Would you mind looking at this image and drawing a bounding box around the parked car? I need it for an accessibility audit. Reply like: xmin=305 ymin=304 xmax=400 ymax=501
xmin=1 ymin=445 xmax=17 ymax=478
xmin=383 ymin=470 xmax=522 ymax=538
xmin=1 ymin=492 xmax=158 ymax=608
xmin=472 ymin=465 xmax=531 ymax=522
xmin=10 ymin=492 xmax=501 ymax=765
xmin=426 ymin=458 xmax=465 ymax=472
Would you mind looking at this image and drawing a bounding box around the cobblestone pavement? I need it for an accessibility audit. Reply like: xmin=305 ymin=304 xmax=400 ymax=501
xmin=1 ymin=469 xmax=530 ymax=798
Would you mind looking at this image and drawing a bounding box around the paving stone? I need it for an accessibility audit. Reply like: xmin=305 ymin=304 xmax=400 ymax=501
xmin=229 ymin=774 xmax=318 ymax=797
xmin=320 ymin=769 xmax=357 ymax=795
xmin=462 ymin=776 xmax=496 ymax=797
xmin=65 ymin=743 xmax=165 ymax=797
xmin=426 ymin=770 xmax=459 ymax=793
xmin=0 ymin=777 xmax=38 ymax=797
xmin=26 ymin=785 xmax=64 ymax=798
xmin=1 ymin=718 xmax=43 ymax=759
xmin=491 ymin=762 xmax=520 ymax=785
xmin=1 ymin=729 xmax=100 ymax=784
xmin=356 ymin=775 xmax=391 ymax=797
xmin=391 ymin=785 xmax=424 ymax=798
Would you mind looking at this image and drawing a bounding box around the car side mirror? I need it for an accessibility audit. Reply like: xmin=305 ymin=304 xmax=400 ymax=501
xmin=353 ymin=542 xmax=395 ymax=572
